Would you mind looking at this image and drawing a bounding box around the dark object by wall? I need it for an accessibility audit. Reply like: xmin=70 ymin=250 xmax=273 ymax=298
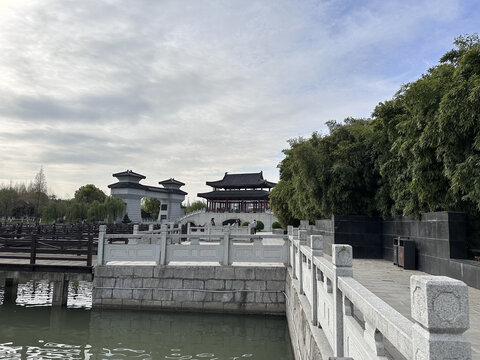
xmin=313 ymin=211 xmax=478 ymax=288
xmin=316 ymin=215 xmax=382 ymax=258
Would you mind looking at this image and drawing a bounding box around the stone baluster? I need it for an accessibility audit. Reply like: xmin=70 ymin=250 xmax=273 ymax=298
xmin=133 ymin=224 xmax=139 ymax=234
xmin=293 ymin=227 xmax=299 ymax=240
xmin=300 ymin=220 xmax=309 ymax=229
xmin=332 ymin=244 xmax=353 ymax=357
xmin=310 ymin=235 xmax=323 ymax=326
xmin=297 ymin=230 xmax=308 ymax=294
xmin=148 ymin=224 xmax=154 ymax=232
xmin=287 ymin=225 xmax=293 ymax=237
xmin=187 ymin=222 xmax=191 ymax=235
xmin=159 ymin=224 xmax=167 ymax=265
xmin=97 ymin=225 xmax=107 ymax=266
xmin=222 ymin=230 xmax=230 ymax=265
xmin=411 ymin=275 xmax=471 ymax=359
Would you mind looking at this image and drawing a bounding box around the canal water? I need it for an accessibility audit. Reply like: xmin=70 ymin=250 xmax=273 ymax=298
xmin=0 ymin=280 xmax=294 ymax=359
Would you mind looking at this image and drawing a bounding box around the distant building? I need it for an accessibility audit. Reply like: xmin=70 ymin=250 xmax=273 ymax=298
xmin=197 ymin=171 xmax=275 ymax=213
xmin=108 ymin=170 xmax=187 ymax=222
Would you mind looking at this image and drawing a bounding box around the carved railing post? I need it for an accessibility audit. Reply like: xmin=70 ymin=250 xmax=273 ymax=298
xmin=332 ymin=244 xmax=353 ymax=357
xmin=411 ymin=275 xmax=471 ymax=359
xmin=297 ymin=230 xmax=308 ymax=294
xmin=159 ymin=224 xmax=167 ymax=265
xmin=97 ymin=225 xmax=107 ymax=266
xmin=310 ymin=235 xmax=323 ymax=326
xmin=222 ymin=230 xmax=230 ymax=265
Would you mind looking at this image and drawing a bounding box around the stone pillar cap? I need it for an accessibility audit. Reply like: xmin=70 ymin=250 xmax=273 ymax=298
xmin=411 ymin=275 xmax=469 ymax=333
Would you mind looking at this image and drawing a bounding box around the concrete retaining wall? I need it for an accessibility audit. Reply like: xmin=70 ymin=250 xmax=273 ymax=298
xmin=93 ymin=265 xmax=286 ymax=314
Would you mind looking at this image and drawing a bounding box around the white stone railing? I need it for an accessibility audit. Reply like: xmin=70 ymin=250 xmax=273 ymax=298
xmin=176 ymin=209 xmax=206 ymax=223
xmin=187 ymin=224 xmax=251 ymax=236
xmin=97 ymin=225 xmax=288 ymax=266
xmin=288 ymin=226 xmax=471 ymax=360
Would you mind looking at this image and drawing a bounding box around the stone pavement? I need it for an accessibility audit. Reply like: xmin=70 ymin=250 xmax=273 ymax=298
xmin=352 ymin=258 xmax=480 ymax=359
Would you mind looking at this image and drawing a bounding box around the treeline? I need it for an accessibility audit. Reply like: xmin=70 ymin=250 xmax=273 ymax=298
xmin=271 ymin=34 xmax=480 ymax=226
xmin=0 ymin=169 xmax=124 ymax=224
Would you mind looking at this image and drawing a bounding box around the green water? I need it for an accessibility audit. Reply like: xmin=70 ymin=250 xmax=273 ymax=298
xmin=0 ymin=281 xmax=294 ymax=359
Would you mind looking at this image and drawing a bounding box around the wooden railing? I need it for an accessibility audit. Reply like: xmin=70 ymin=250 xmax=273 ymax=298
xmin=0 ymin=225 xmax=95 ymax=267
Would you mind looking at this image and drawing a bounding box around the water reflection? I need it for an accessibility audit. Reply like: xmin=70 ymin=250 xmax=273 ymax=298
xmin=0 ymin=281 xmax=294 ymax=359
xmin=0 ymin=280 xmax=92 ymax=308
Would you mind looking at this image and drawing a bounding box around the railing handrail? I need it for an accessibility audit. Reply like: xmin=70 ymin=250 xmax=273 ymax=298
xmin=337 ymin=276 xmax=413 ymax=357
xmin=286 ymin=225 xmax=471 ymax=359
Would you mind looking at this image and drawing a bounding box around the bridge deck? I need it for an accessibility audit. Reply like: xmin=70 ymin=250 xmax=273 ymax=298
xmin=0 ymin=253 xmax=96 ymax=273
xmin=350 ymin=258 xmax=480 ymax=359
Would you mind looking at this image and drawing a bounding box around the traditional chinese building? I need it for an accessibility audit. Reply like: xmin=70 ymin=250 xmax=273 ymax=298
xmin=197 ymin=172 xmax=275 ymax=213
xmin=109 ymin=170 xmax=187 ymax=222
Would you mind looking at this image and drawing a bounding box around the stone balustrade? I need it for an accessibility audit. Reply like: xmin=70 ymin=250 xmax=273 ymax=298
xmin=287 ymin=226 xmax=471 ymax=360
xmin=97 ymin=225 xmax=288 ymax=266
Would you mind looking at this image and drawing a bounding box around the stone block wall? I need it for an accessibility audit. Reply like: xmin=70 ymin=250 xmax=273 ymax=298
xmin=315 ymin=215 xmax=382 ymax=258
xmin=285 ymin=269 xmax=331 ymax=360
xmin=93 ymin=265 xmax=286 ymax=314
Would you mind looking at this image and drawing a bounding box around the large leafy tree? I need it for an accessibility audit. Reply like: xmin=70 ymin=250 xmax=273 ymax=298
xmin=74 ymin=184 xmax=106 ymax=204
xmin=185 ymin=200 xmax=206 ymax=214
xmin=142 ymin=197 xmax=160 ymax=219
xmin=271 ymin=34 xmax=480 ymax=228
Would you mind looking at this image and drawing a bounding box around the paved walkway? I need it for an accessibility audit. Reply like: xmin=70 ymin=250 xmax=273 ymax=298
xmin=352 ymin=259 xmax=480 ymax=359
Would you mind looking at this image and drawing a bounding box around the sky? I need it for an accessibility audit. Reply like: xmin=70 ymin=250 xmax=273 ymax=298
xmin=0 ymin=0 xmax=479 ymax=202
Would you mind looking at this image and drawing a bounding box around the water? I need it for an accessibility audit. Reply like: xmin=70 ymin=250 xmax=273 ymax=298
xmin=0 ymin=281 xmax=294 ymax=359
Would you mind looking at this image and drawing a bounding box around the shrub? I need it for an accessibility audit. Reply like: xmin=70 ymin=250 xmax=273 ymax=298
xmin=272 ymin=221 xmax=282 ymax=229
xmin=122 ymin=214 xmax=131 ymax=223
xmin=241 ymin=221 xmax=250 ymax=226
xmin=256 ymin=220 xmax=264 ymax=231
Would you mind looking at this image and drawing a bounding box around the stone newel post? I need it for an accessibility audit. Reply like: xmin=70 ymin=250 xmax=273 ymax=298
xmin=332 ymin=244 xmax=353 ymax=357
xmin=298 ymin=230 xmax=308 ymax=294
xmin=310 ymin=235 xmax=323 ymax=326
xmin=97 ymin=225 xmax=107 ymax=266
xmin=410 ymin=276 xmax=471 ymax=359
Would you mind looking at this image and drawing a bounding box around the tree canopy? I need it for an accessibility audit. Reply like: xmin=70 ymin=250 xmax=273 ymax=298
xmin=271 ymin=34 xmax=480 ymax=226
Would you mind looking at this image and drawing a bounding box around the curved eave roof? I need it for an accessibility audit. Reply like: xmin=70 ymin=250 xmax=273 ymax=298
xmin=112 ymin=170 xmax=146 ymax=179
xmin=197 ymin=190 xmax=270 ymax=200
xmin=159 ymin=178 xmax=185 ymax=186
xmin=108 ymin=182 xmax=187 ymax=195
xmin=206 ymin=172 xmax=276 ymax=189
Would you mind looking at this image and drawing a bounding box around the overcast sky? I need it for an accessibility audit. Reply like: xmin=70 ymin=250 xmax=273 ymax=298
xmin=0 ymin=0 xmax=479 ymax=202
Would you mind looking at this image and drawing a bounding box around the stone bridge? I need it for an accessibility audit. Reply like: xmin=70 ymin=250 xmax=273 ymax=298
xmin=176 ymin=210 xmax=278 ymax=230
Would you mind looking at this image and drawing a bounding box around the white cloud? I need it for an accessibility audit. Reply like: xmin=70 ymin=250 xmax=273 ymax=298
xmin=0 ymin=0 xmax=474 ymax=200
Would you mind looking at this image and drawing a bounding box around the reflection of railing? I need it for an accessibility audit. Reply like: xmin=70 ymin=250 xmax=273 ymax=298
xmin=287 ymin=226 xmax=471 ymax=359
xmin=98 ymin=225 xmax=288 ymax=266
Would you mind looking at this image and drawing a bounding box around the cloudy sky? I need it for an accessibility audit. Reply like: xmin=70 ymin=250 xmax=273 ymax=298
xmin=0 ymin=0 xmax=479 ymax=201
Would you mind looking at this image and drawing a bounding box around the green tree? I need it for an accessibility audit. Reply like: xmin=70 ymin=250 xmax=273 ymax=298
xmin=0 ymin=186 xmax=18 ymax=218
xmin=104 ymin=196 xmax=125 ymax=223
xmin=30 ymin=166 xmax=48 ymax=222
xmin=141 ymin=197 xmax=160 ymax=219
xmin=185 ymin=200 xmax=206 ymax=214
xmin=87 ymin=200 xmax=106 ymax=222
xmin=74 ymin=184 xmax=106 ymax=204
xmin=65 ymin=200 xmax=88 ymax=222
xmin=40 ymin=196 xmax=67 ymax=223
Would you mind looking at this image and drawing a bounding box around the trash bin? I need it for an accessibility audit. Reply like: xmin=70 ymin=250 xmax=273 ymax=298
xmin=398 ymin=239 xmax=416 ymax=270
xmin=393 ymin=237 xmax=399 ymax=265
